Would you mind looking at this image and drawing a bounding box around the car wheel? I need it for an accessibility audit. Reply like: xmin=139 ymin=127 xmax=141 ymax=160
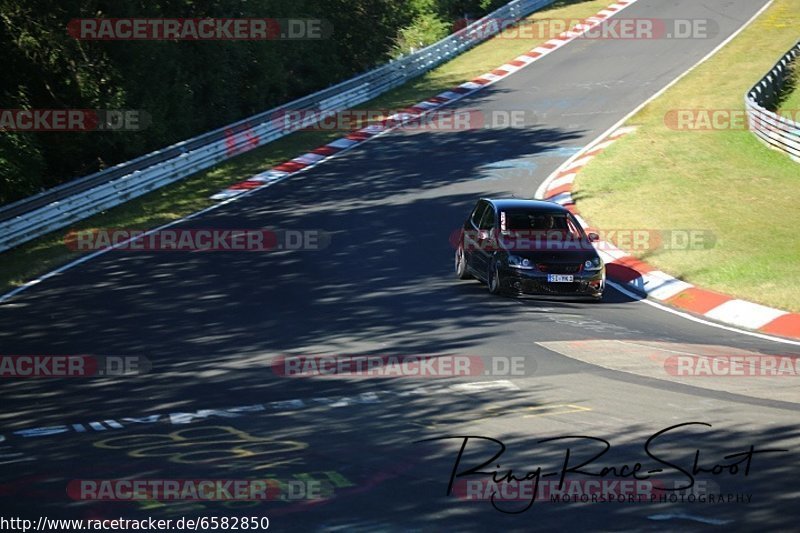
xmin=455 ymin=244 xmax=472 ymax=280
xmin=488 ymin=261 xmax=503 ymax=295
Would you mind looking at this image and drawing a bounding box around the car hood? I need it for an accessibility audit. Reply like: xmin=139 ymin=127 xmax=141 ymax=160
xmin=507 ymin=249 xmax=600 ymax=263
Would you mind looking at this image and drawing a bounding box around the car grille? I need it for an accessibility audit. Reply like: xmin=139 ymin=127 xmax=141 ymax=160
xmin=540 ymin=282 xmax=583 ymax=294
xmin=536 ymin=263 xmax=582 ymax=274
xmin=515 ymin=281 xmax=586 ymax=294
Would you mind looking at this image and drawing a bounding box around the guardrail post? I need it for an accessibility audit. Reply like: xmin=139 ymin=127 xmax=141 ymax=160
xmin=744 ymin=40 xmax=800 ymax=163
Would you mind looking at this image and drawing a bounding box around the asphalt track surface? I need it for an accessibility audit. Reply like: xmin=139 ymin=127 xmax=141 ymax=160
xmin=1 ymin=0 xmax=798 ymax=531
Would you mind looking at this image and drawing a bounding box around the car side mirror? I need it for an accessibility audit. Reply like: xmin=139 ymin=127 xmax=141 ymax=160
xmin=587 ymin=232 xmax=600 ymax=242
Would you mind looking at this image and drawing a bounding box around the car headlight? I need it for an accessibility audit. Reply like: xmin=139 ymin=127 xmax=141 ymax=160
xmin=508 ymin=255 xmax=534 ymax=270
xmin=584 ymin=257 xmax=603 ymax=271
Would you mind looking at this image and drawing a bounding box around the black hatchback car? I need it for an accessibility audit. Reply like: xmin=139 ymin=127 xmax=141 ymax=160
xmin=455 ymin=199 xmax=605 ymax=300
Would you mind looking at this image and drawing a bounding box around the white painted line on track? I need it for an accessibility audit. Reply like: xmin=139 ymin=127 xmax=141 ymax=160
xmin=606 ymin=280 xmax=800 ymax=347
xmin=648 ymin=514 xmax=733 ymax=526
xmin=704 ymin=300 xmax=788 ymax=330
xmin=534 ymin=0 xmax=793 ymax=345
xmin=535 ymin=0 xmax=776 ymax=201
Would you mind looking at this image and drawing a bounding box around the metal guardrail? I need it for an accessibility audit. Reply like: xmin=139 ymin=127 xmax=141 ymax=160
xmin=745 ymin=40 xmax=800 ymax=162
xmin=0 ymin=0 xmax=555 ymax=253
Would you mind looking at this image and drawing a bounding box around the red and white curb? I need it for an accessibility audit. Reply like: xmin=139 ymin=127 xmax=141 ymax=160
xmin=210 ymin=0 xmax=641 ymax=201
xmin=537 ymin=127 xmax=800 ymax=340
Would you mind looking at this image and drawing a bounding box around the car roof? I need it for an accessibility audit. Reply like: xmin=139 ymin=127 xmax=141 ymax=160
xmin=483 ymin=198 xmax=568 ymax=213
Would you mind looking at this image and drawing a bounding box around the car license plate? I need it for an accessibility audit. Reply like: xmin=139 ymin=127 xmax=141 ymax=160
xmin=547 ymin=274 xmax=574 ymax=283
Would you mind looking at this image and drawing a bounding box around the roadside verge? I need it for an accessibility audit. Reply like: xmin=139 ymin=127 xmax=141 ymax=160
xmin=561 ymin=0 xmax=798 ymax=315
xmin=539 ymin=125 xmax=800 ymax=341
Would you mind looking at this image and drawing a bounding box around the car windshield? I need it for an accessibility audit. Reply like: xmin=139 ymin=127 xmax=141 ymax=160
xmin=501 ymin=210 xmax=584 ymax=238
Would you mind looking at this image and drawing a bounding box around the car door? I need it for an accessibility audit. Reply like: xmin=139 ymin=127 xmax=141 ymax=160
xmin=473 ymin=204 xmax=497 ymax=280
xmin=464 ymin=200 xmax=487 ymax=273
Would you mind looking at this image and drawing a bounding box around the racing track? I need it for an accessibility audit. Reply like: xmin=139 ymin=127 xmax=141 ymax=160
xmin=1 ymin=0 xmax=799 ymax=531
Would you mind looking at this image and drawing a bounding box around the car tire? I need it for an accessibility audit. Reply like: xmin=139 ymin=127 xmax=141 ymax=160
xmin=488 ymin=260 xmax=503 ymax=295
xmin=455 ymin=244 xmax=472 ymax=280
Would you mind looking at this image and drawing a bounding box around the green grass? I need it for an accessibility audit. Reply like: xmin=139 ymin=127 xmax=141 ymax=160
xmin=0 ymin=0 xmax=610 ymax=295
xmin=778 ymin=63 xmax=800 ymax=114
xmin=574 ymin=0 xmax=800 ymax=312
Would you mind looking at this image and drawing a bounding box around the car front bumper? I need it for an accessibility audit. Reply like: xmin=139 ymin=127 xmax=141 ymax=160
xmin=498 ymin=266 xmax=605 ymax=298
